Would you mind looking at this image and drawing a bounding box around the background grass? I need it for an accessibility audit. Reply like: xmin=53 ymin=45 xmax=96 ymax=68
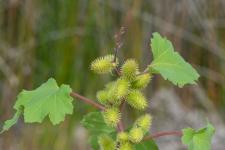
xmin=0 ymin=0 xmax=225 ymax=149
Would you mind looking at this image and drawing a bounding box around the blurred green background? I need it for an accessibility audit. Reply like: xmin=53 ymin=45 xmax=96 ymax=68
xmin=0 ymin=0 xmax=225 ymax=149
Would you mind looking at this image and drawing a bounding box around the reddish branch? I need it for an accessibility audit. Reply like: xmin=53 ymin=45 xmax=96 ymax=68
xmin=144 ymin=131 xmax=182 ymax=140
xmin=117 ymin=121 xmax=124 ymax=132
xmin=70 ymin=92 xmax=105 ymax=111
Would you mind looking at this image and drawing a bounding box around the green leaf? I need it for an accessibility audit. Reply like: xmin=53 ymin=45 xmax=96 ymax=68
xmin=81 ymin=112 xmax=115 ymax=135
xmin=81 ymin=112 xmax=116 ymax=150
xmin=0 ymin=109 xmax=22 ymax=133
xmin=149 ymin=32 xmax=199 ymax=87
xmin=98 ymin=134 xmax=115 ymax=150
xmin=3 ymin=78 xmax=73 ymax=129
xmin=182 ymin=123 xmax=215 ymax=150
xmin=1 ymin=78 xmax=73 ymax=133
xmin=89 ymin=136 xmax=99 ymax=150
xmin=135 ymin=140 xmax=159 ymax=150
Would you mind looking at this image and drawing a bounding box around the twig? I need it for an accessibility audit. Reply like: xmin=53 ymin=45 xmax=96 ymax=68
xmin=112 ymin=27 xmax=125 ymax=77
xmin=143 ymin=131 xmax=182 ymax=141
xmin=70 ymin=92 xmax=105 ymax=111
xmin=117 ymin=99 xmax=126 ymax=132
xmin=113 ymin=26 xmax=126 ymax=63
xmin=119 ymin=100 xmax=126 ymax=111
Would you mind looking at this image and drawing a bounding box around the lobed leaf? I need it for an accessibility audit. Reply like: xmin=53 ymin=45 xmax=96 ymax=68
xmin=149 ymin=32 xmax=199 ymax=87
xmin=1 ymin=78 xmax=74 ymax=133
xmin=181 ymin=123 xmax=215 ymax=150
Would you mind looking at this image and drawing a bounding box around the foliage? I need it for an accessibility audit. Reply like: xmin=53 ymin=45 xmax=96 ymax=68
xmin=182 ymin=123 xmax=215 ymax=150
xmin=81 ymin=112 xmax=115 ymax=150
xmin=81 ymin=112 xmax=115 ymax=135
xmin=0 ymin=109 xmax=22 ymax=133
xmin=135 ymin=140 xmax=159 ymax=150
xmin=0 ymin=32 xmax=215 ymax=150
xmin=1 ymin=78 xmax=73 ymax=133
xmin=149 ymin=32 xmax=199 ymax=87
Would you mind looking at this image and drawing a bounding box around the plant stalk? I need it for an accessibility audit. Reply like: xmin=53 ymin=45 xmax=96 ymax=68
xmin=143 ymin=131 xmax=182 ymax=140
xmin=70 ymin=92 xmax=105 ymax=111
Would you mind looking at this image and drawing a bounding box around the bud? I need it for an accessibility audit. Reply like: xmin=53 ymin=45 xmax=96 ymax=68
xmin=96 ymin=90 xmax=109 ymax=105
xmin=132 ymin=73 xmax=151 ymax=89
xmin=135 ymin=114 xmax=152 ymax=133
xmin=126 ymin=90 xmax=147 ymax=110
xmin=117 ymin=132 xmax=129 ymax=142
xmin=121 ymin=59 xmax=138 ymax=81
xmin=103 ymin=107 xmax=121 ymax=127
xmin=91 ymin=55 xmax=118 ymax=74
xmin=129 ymin=127 xmax=144 ymax=143
xmin=98 ymin=135 xmax=115 ymax=150
xmin=119 ymin=142 xmax=133 ymax=150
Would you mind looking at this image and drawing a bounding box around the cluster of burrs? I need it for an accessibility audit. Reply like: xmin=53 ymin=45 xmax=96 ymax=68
xmin=91 ymin=54 xmax=152 ymax=150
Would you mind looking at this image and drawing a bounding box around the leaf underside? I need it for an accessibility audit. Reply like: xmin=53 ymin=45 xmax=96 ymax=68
xmin=149 ymin=32 xmax=200 ymax=87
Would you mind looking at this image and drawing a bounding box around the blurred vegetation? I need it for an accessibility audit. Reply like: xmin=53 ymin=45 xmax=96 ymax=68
xmin=0 ymin=0 xmax=225 ymax=149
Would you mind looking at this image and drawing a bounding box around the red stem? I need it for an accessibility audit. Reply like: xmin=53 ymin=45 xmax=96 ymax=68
xmin=117 ymin=121 xmax=124 ymax=132
xmin=117 ymin=99 xmax=126 ymax=132
xmin=143 ymin=131 xmax=182 ymax=140
xmin=70 ymin=92 xmax=105 ymax=111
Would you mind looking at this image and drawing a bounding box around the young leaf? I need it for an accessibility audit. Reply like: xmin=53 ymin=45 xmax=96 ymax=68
xmin=149 ymin=32 xmax=199 ymax=87
xmin=89 ymin=136 xmax=99 ymax=150
xmin=181 ymin=123 xmax=215 ymax=150
xmin=17 ymin=78 xmax=73 ymax=125
xmin=81 ymin=112 xmax=115 ymax=150
xmin=81 ymin=112 xmax=115 ymax=135
xmin=135 ymin=140 xmax=159 ymax=150
xmin=0 ymin=109 xmax=22 ymax=133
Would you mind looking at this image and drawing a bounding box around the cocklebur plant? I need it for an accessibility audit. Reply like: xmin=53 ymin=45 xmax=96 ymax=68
xmin=0 ymin=32 xmax=215 ymax=150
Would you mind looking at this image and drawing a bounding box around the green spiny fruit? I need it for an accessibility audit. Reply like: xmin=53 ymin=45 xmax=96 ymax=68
xmin=97 ymin=90 xmax=109 ymax=105
xmin=129 ymin=127 xmax=144 ymax=143
xmin=121 ymin=59 xmax=138 ymax=81
xmin=117 ymin=132 xmax=129 ymax=142
xmin=126 ymin=90 xmax=147 ymax=110
xmin=119 ymin=142 xmax=134 ymax=150
xmin=91 ymin=54 xmax=118 ymax=74
xmin=135 ymin=114 xmax=152 ymax=133
xmin=98 ymin=135 xmax=115 ymax=150
xmin=105 ymin=81 xmax=116 ymax=89
xmin=105 ymin=79 xmax=129 ymax=105
xmin=103 ymin=107 xmax=121 ymax=127
xmin=115 ymin=78 xmax=130 ymax=99
xmin=132 ymin=73 xmax=151 ymax=89
xmin=106 ymin=82 xmax=122 ymax=105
